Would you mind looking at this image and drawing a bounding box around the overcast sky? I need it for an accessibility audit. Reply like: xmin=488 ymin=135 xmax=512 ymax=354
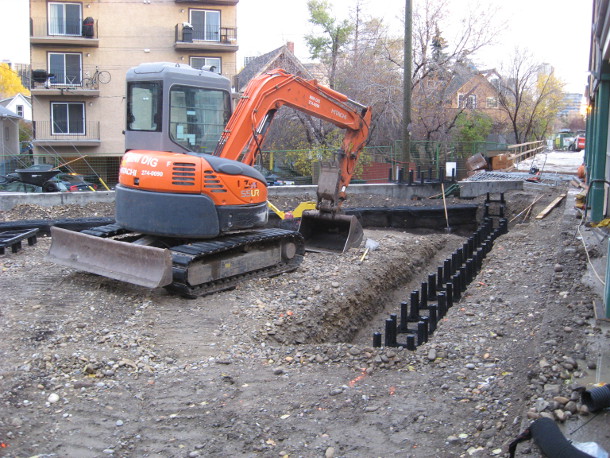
xmin=0 ymin=0 xmax=592 ymax=93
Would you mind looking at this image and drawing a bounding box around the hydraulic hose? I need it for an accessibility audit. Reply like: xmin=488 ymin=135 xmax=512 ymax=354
xmin=508 ymin=418 xmax=593 ymax=458
xmin=582 ymin=385 xmax=610 ymax=413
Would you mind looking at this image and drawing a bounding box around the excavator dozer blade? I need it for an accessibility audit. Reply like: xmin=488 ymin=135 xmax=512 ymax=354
xmin=298 ymin=210 xmax=364 ymax=253
xmin=47 ymin=226 xmax=174 ymax=288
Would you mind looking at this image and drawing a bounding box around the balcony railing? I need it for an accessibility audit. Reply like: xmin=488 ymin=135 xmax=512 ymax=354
xmin=175 ymin=23 xmax=237 ymax=46
xmin=30 ymin=17 xmax=98 ymax=45
xmin=33 ymin=121 xmax=101 ymax=144
xmin=29 ymin=66 xmax=107 ymax=96
xmin=175 ymin=0 xmax=238 ymax=5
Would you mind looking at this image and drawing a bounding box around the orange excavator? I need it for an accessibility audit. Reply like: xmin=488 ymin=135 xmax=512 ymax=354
xmin=48 ymin=63 xmax=371 ymax=297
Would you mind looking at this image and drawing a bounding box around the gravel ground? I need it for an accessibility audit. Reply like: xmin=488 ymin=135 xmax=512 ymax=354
xmin=1 ymin=181 xmax=609 ymax=457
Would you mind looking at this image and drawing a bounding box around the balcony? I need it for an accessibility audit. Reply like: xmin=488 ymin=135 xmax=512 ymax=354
xmin=30 ymin=17 xmax=99 ymax=47
xmin=175 ymin=0 xmax=238 ymax=5
xmin=175 ymin=23 xmax=238 ymax=52
xmin=29 ymin=66 xmax=106 ymax=97
xmin=33 ymin=121 xmax=101 ymax=147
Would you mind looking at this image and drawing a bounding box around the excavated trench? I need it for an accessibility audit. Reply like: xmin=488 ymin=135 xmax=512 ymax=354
xmin=0 ymin=199 xmax=505 ymax=353
xmin=261 ymin=198 xmax=509 ymax=348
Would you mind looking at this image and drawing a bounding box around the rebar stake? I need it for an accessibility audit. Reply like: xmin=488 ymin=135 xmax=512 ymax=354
xmin=417 ymin=321 xmax=426 ymax=345
xmin=373 ymin=332 xmax=382 ymax=348
xmin=445 ymin=282 xmax=454 ymax=309
xmin=385 ymin=318 xmax=397 ymax=347
xmin=407 ymin=335 xmax=416 ymax=351
xmin=420 ymin=282 xmax=428 ymax=310
xmin=438 ymin=292 xmax=447 ymax=318
xmin=429 ymin=305 xmax=438 ymax=334
xmin=410 ymin=290 xmax=420 ymax=321
xmin=399 ymin=301 xmax=409 ymax=332
xmin=428 ymin=273 xmax=437 ymax=300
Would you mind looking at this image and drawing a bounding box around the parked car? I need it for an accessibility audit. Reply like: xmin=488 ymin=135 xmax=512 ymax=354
xmin=573 ymin=134 xmax=586 ymax=152
xmin=0 ymin=181 xmax=43 ymax=193
xmin=50 ymin=173 xmax=98 ymax=192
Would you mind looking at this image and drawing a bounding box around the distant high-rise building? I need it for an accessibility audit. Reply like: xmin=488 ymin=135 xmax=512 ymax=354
xmin=559 ymin=93 xmax=584 ymax=118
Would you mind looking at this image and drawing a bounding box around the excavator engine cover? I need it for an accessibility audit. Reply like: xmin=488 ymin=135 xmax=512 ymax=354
xmin=299 ymin=210 xmax=363 ymax=253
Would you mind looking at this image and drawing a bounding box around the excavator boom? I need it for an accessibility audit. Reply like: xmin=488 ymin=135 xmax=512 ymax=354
xmin=215 ymin=69 xmax=372 ymax=251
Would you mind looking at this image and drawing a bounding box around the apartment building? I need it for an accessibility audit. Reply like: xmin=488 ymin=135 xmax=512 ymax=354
xmin=29 ymin=0 xmax=239 ymax=185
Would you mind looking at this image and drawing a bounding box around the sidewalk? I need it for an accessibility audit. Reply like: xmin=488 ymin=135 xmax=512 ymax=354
xmin=562 ymin=187 xmax=610 ymax=453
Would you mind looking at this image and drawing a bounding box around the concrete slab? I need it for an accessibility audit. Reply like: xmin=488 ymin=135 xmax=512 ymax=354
xmin=458 ymin=179 xmax=524 ymax=198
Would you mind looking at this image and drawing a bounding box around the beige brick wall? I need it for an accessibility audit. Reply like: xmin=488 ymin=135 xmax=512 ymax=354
xmin=30 ymin=0 xmax=238 ymax=178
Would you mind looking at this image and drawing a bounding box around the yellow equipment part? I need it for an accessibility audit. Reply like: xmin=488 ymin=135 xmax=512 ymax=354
xmin=267 ymin=201 xmax=317 ymax=219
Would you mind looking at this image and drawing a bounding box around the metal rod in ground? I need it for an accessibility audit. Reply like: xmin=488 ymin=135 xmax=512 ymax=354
xmin=453 ymin=274 xmax=461 ymax=300
xmin=420 ymin=282 xmax=428 ymax=309
xmin=399 ymin=301 xmax=408 ymax=331
xmin=410 ymin=290 xmax=420 ymax=321
xmin=466 ymin=259 xmax=474 ymax=283
xmin=445 ymin=282 xmax=454 ymax=309
xmin=428 ymin=273 xmax=436 ymax=299
xmin=373 ymin=332 xmax=382 ymax=347
xmin=422 ymin=317 xmax=429 ymax=342
xmin=407 ymin=334 xmax=416 ymax=351
xmin=437 ymin=266 xmax=443 ymax=290
xmin=441 ymin=182 xmax=451 ymax=232
xmin=463 ymin=241 xmax=470 ymax=259
xmin=444 ymin=259 xmax=452 ymax=282
xmin=429 ymin=304 xmax=438 ymax=334
xmin=460 ymin=267 xmax=467 ymax=291
xmin=385 ymin=318 xmax=397 ymax=347
xmin=438 ymin=292 xmax=446 ymax=318
xmin=476 ymin=248 xmax=483 ymax=270
xmin=417 ymin=321 xmax=426 ymax=345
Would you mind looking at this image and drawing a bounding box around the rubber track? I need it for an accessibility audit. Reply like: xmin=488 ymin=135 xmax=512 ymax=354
xmin=79 ymin=225 xmax=305 ymax=298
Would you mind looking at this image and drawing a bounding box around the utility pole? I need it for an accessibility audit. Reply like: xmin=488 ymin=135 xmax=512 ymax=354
xmin=402 ymin=0 xmax=412 ymax=167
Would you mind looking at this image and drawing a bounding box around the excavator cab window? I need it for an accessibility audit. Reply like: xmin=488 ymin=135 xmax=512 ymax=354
xmin=127 ymin=81 xmax=162 ymax=132
xmin=169 ymin=84 xmax=231 ymax=154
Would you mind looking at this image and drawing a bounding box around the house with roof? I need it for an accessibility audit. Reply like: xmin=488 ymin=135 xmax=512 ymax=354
xmin=0 ymin=106 xmax=22 ymax=175
xmin=446 ymin=66 xmax=504 ymax=122
xmin=235 ymin=42 xmax=314 ymax=92
xmin=0 ymin=93 xmax=32 ymax=121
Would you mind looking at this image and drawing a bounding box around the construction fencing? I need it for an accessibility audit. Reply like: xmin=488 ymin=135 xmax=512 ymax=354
xmin=0 ymin=140 xmax=514 ymax=188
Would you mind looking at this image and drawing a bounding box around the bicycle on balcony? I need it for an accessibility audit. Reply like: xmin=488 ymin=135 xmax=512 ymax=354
xmin=83 ymin=67 xmax=111 ymax=89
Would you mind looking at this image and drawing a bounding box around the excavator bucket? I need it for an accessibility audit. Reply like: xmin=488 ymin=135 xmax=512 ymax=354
xmin=47 ymin=226 xmax=174 ymax=288
xmin=298 ymin=210 xmax=364 ymax=253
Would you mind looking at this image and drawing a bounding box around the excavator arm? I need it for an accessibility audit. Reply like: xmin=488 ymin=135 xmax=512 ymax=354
xmin=214 ymin=69 xmax=372 ymax=214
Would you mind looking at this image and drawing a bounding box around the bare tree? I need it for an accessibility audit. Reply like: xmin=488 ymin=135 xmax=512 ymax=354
xmin=407 ymin=0 xmax=500 ymax=142
xmin=497 ymin=49 xmax=565 ymax=143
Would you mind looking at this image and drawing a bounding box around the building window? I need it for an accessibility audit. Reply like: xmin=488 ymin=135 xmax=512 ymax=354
xmin=190 ymin=9 xmax=220 ymax=41
xmin=16 ymin=105 xmax=24 ymax=117
xmin=49 ymin=52 xmax=82 ymax=85
xmin=52 ymin=102 xmax=85 ymax=135
xmin=486 ymin=97 xmax=498 ymax=108
xmin=458 ymin=93 xmax=477 ymax=109
xmin=49 ymin=2 xmax=82 ymax=36
xmin=190 ymin=57 xmax=221 ymax=74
